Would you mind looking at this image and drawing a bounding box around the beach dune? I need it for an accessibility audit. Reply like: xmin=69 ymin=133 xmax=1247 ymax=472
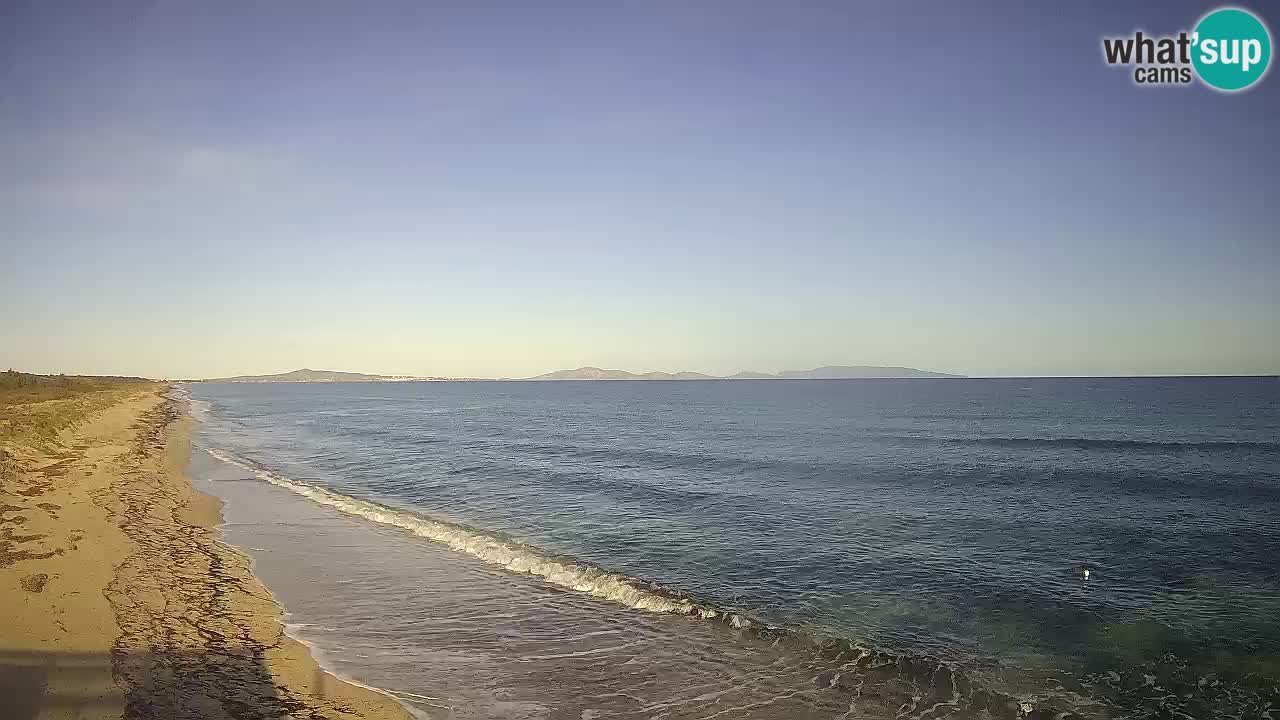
xmin=0 ymin=378 xmax=411 ymax=720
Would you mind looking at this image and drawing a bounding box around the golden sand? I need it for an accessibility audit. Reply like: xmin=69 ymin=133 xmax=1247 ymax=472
xmin=0 ymin=384 xmax=412 ymax=720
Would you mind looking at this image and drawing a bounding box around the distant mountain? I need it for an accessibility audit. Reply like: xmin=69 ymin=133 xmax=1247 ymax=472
xmin=642 ymin=371 xmax=718 ymax=380
xmin=526 ymin=365 xmax=962 ymax=380
xmin=774 ymin=365 xmax=962 ymax=379
xmin=528 ymin=367 xmax=720 ymax=381
xmin=204 ymin=365 xmax=963 ymax=383
xmin=204 ymin=368 xmax=421 ymax=383
xmin=529 ymin=367 xmax=653 ymax=381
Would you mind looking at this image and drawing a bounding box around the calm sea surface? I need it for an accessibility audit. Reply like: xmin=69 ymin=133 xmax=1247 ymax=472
xmin=188 ymin=378 xmax=1280 ymax=719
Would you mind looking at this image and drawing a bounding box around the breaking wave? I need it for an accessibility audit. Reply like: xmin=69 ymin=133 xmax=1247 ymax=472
xmin=204 ymin=447 xmax=739 ymax=619
xmin=202 ymin=449 xmax=1080 ymax=716
xmin=200 ymin=445 xmax=1280 ymax=720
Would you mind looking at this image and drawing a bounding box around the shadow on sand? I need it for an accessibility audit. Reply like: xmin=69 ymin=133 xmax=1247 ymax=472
xmin=0 ymin=647 xmax=334 ymax=720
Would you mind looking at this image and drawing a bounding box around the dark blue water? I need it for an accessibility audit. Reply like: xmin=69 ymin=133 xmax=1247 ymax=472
xmin=191 ymin=377 xmax=1280 ymax=719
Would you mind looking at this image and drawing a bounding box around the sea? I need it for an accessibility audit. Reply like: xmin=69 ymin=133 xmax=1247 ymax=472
xmin=185 ymin=377 xmax=1280 ymax=719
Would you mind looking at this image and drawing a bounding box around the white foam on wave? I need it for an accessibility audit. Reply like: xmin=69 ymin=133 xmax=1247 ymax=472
xmin=204 ymin=448 xmax=721 ymax=617
xmin=189 ymin=399 xmax=214 ymax=422
xmin=280 ymin=620 xmax=438 ymax=720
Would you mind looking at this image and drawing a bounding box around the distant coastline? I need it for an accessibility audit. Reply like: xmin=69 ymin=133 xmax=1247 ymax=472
xmin=523 ymin=365 xmax=964 ymax=381
xmin=198 ymin=368 xmax=469 ymax=383
xmin=194 ymin=365 xmax=966 ymax=383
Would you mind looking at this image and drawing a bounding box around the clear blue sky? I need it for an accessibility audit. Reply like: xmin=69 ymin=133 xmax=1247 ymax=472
xmin=2 ymin=1 xmax=1277 ymax=378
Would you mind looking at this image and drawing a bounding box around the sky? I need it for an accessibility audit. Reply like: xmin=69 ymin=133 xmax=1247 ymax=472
xmin=2 ymin=1 xmax=1277 ymax=379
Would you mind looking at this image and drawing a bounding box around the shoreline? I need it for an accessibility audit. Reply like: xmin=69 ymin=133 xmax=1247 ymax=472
xmin=1 ymin=383 xmax=413 ymax=719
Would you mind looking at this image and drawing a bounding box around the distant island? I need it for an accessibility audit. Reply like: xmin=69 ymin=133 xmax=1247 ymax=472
xmin=201 ymin=368 xmax=447 ymax=383
xmin=527 ymin=365 xmax=964 ymax=380
xmin=204 ymin=369 xmax=387 ymax=382
xmin=199 ymin=366 xmax=963 ymax=382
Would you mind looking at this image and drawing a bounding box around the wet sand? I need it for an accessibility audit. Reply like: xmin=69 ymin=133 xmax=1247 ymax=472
xmin=0 ymin=384 xmax=412 ymax=720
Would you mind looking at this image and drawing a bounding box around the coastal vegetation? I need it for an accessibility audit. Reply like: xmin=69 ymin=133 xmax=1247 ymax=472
xmin=0 ymin=370 xmax=153 ymax=478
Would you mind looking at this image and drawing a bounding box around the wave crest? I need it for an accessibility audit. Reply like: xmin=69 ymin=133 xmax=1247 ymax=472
xmin=204 ymin=448 xmax=737 ymax=619
xmin=200 ymin=446 xmax=1275 ymax=720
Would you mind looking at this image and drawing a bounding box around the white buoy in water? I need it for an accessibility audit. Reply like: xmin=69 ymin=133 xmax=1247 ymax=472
xmin=1083 ymin=568 xmax=1090 ymax=580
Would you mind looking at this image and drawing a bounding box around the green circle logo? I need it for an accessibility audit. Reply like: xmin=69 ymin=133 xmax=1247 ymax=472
xmin=1192 ymin=7 xmax=1272 ymax=91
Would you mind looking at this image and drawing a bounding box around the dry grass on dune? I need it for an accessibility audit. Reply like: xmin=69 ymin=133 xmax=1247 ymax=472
xmin=0 ymin=370 xmax=156 ymax=479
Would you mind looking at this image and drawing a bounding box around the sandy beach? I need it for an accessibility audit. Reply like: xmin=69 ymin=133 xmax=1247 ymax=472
xmin=0 ymin=380 xmax=412 ymax=720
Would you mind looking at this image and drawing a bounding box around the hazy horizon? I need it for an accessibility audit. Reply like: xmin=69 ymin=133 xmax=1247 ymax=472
xmin=4 ymin=1 xmax=1278 ymax=379
xmin=7 ymin=363 xmax=1277 ymax=382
